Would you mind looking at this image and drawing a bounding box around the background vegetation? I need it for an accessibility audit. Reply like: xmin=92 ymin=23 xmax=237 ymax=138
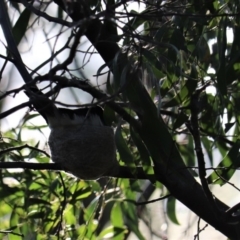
xmin=1 ymin=0 xmax=240 ymax=239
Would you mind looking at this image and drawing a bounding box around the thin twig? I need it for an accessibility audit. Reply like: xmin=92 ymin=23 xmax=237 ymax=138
xmin=124 ymin=194 xmax=171 ymax=206
xmin=0 ymin=144 xmax=50 ymax=157
xmin=189 ymin=87 xmax=220 ymax=218
xmin=31 ymin=33 xmax=75 ymax=77
xmin=0 ymin=101 xmax=31 ymax=119
xmin=20 ymin=0 xmax=72 ymax=27
xmin=0 ymin=0 xmax=33 ymax=84
xmin=193 ymin=218 xmax=208 ymax=240
xmin=55 ymin=173 xmax=67 ymax=238
xmin=44 ymin=27 xmax=85 ymax=77
xmin=213 ymin=169 xmax=240 ymax=192
xmin=0 ymin=230 xmax=24 ymax=237
xmin=36 ymin=75 xmax=141 ymax=129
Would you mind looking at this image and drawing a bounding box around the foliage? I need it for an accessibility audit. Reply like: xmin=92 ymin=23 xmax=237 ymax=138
xmin=1 ymin=0 xmax=240 ymax=239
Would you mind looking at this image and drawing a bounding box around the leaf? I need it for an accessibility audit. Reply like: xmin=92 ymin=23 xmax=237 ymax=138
xmin=12 ymin=8 xmax=31 ymax=46
xmin=201 ymin=136 xmax=213 ymax=165
xmin=166 ymin=196 xmax=180 ymax=225
xmin=84 ymin=197 xmax=99 ymax=221
xmin=28 ymin=211 xmax=45 ymax=219
xmin=178 ymin=136 xmax=196 ymax=168
xmin=130 ymin=127 xmax=155 ymax=178
xmin=173 ymin=112 xmax=188 ymax=130
xmin=112 ymin=52 xmax=128 ymax=90
xmin=170 ymin=29 xmax=186 ymax=51
xmin=106 ymin=70 xmax=114 ymax=94
xmin=64 ymin=204 xmax=76 ymax=225
xmin=207 ymin=140 xmax=240 ymax=185
xmin=72 ymin=186 xmax=92 ymax=201
xmin=57 ymin=6 xmax=63 ymax=19
xmin=103 ymin=105 xmax=116 ymax=126
xmin=189 ymin=64 xmax=198 ymax=79
xmin=99 ymin=226 xmax=126 ymax=239
xmin=122 ymin=10 xmax=146 ymax=44
xmin=0 ymin=185 xmax=23 ymax=199
xmin=163 ymin=78 xmax=198 ymax=108
xmin=10 ymin=206 xmax=19 ymax=228
xmin=115 ymin=127 xmax=134 ymax=166
xmin=142 ymin=48 xmax=161 ymax=68
xmin=111 ymin=202 xmax=124 ymax=227
xmin=27 ymin=141 xmax=41 ymax=159
xmin=27 ymin=198 xmax=51 ymax=207
xmin=216 ymin=17 xmax=227 ymax=95
xmin=121 ymin=202 xmax=145 ymax=240
xmin=224 ymin=122 xmax=235 ymax=133
xmin=155 ymin=25 xmax=168 ymax=41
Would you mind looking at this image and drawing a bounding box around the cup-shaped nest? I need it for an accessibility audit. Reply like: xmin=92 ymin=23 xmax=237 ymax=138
xmin=48 ymin=125 xmax=117 ymax=179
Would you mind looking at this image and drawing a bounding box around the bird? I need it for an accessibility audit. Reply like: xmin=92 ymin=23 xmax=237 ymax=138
xmin=26 ymin=88 xmax=119 ymax=180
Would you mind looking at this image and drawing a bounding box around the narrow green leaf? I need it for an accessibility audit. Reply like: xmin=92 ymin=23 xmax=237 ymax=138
xmin=111 ymin=202 xmax=124 ymax=227
xmin=130 ymin=127 xmax=155 ymax=177
xmin=201 ymin=136 xmax=213 ymax=165
xmin=207 ymin=140 xmax=240 ymax=185
xmin=115 ymin=127 xmax=134 ymax=166
xmin=12 ymin=8 xmax=31 ymax=45
xmin=73 ymin=187 xmax=92 ymax=201
xmin=28 ymin=211 xmax=45 ymax=219
xmin=167 ymin=196 xmax=180 ymax=225
xmin=216 ymin=17 xmax=227 ymax=95
xmin=10 ymin=206 xmax=19 ymax=228
xmin=103 ymin=105 xmax=116 ymax=126
xmin=99 ymin=226 xmax=126 ymax=239
xmin=224 ymin=122 xmax=235 ymax=133
xmin=121 ymin=202 xmax=145 ymax=240
xmin=173 ymin=112 xmax=188 ymax=130
xmin=164 ymin=78 xmax=198 ymax=108
xmin=27 ymin=198 xmax=51 ymax=207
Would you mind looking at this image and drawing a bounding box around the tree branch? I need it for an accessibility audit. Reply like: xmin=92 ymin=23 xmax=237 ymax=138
xmin=0 ymin=144 xmax=50 ymax=157
xmin=189 ymin=89 xmax=221 ymax=218
xmin=35 ymin=75 xmax=141 ymax=129
xmin=0 ymin=0 xmax=33 ymax=84
xmin=20 ymin=0 xmax=72 ymax=27
xmin=0 ymin=161 xmax=155 ymax=180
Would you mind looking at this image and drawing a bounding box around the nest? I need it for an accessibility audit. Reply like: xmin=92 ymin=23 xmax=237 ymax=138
xmin=48 ymin=125 xmax=117 ymax=179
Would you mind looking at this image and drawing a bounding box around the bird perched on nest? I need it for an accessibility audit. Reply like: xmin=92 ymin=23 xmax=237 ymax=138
xmin=26 ymin=88 xmax=119 ymax=180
